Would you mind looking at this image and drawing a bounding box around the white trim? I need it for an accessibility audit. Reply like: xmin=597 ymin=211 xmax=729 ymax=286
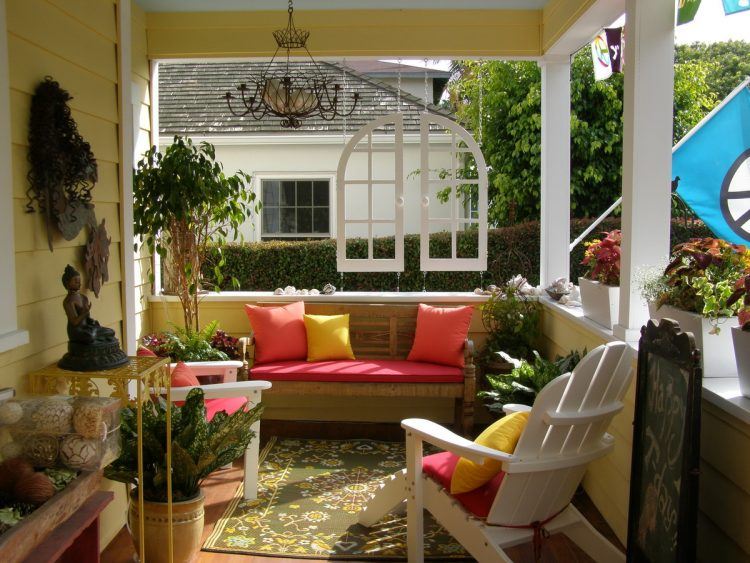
xmin=544 ymin=0 xmax=626 ymax=57
xmin=149 ymin=60 xmax=163 ymax=295
xmin=158 ymin=133 xmax=451 ymax=147
xmin=0 ymin=0 xmax=29 ymax=353
xmin=254 ymin=174 xmax=336 ymax=241
xmin=672 ymin=77 xmax=750 ymax=152
xmin=148 ymin=291 xmax=489 ymax=304
xmin=117 ymin=0 xmax=137 ymax=354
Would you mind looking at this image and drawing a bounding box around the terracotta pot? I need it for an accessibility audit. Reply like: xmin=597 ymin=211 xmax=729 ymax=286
xmin=731 ymin=327 xmax=750 ymax=398
xmin=578 ymin=277 xmax=620 ymax=330
xmin=128 ymin=490 xmax=205 ymax=563
xmin=649 ymin=303 xmax=739 ymax=378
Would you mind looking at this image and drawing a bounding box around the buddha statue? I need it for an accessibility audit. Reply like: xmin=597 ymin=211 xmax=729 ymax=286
xmin=58 ymin=264 xmax=128 ymax=371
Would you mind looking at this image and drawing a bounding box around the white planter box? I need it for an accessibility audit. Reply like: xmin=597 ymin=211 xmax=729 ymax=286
xmin=578 ymin=278 xmax=620 ymax=330
xmin=169 ymin=360 xmax=243 ymax=383
xmin=648 ymin=303 xmax=739 ymax=378
xmin=731 ymin=327 xmax=750 ymax=398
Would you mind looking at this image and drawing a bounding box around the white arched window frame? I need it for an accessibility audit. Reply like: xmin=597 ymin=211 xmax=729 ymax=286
xmin=420 ymin=114 xmax=488 ymax=272
xmin=336 ymin=113 xmax=404 ymax=272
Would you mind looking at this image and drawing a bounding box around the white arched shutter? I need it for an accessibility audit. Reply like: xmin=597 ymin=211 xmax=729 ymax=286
xmin=419 ymin=114 xmax=488 ymax=272
xmin=336 ymin=113 xmax=404 ymax=272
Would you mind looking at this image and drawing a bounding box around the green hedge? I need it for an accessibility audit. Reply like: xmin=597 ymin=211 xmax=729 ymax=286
xmin=202 ymin=219 xmax=712 ymax=292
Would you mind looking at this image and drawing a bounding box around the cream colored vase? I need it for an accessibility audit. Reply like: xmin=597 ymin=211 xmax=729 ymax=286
xmin=578 ymin=277 xmax=620 ymax=330
xmin=129 ymin=491 xmax=205 ymax=563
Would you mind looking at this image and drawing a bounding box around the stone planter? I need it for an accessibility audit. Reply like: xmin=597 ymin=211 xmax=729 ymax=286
xmin=578 ymin=278 xmax=620 ymax=330
xmin=731 ymin=327 xmax=750 ymax=398
xmin=649 ymin=303 xmax=739 ymax=378
xmin=129 ymin=490 xmax=205 ymax=563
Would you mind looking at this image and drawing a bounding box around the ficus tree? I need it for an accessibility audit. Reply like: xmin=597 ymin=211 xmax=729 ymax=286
xmin=133 ymin=136 xmax=259 ymax=332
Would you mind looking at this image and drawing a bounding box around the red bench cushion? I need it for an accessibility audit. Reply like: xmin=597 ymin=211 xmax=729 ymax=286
xmin=205 ymin=397 xmax=248 ymax=421
xmin=250 ymin=359 xmax=463 ymax=383
xmin=422 ymin=451 xmax=505 ymax=519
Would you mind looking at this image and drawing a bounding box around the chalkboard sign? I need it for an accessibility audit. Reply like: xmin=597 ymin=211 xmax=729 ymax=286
xmin=627 ymin=319 xmax=702 ymax=563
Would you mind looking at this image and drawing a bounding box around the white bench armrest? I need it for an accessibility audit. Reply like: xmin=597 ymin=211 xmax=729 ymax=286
xmin=169 ymin=380 xmax=272 ymax=401
xmin=402 ymin=418 xmax=515 ymax=466
xmin=503 ymin=403 xmax=532 ymax=415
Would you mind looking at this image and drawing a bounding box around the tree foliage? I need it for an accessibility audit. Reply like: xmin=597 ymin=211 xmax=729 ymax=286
xmin=675 ymin=40 xmax=750 ymax=101
xmin=449 ymin=45 xmax=717 ymax=225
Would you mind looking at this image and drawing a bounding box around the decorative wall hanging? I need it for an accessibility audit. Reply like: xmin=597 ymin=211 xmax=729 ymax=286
xmin=26 ymin=77 xmax=98 ymax=251
xmin=84 ymin=219 xmax=111 ymax=299
xmin=223 ymin=0 xmax=359 ymax=128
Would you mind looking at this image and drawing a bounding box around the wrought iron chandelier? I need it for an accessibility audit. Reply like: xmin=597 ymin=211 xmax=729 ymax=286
xmin=223 ymin=0 xmax=360 ymax=129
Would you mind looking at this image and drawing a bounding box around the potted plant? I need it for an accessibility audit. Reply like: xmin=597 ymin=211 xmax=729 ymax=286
xmin=479 ymin=349 xmax=583 ymax=414
xmin=579 ymin=229 xmax=621 ymax=329
xmin=133 ymin=136 xmax=259 ymax=332
xmin=727 ymin=275 xmax=750 ymax=397
xmin=645 ymin=237 xmax=748 ymax=377
xmin=479 ymin=277 xmax=541 ymax=368
xmin=105 ymin=388 xmax=263 ymax=563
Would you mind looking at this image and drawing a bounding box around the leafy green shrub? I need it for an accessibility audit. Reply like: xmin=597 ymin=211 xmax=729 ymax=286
xmin=202 ymin=219 xmax=712 ymax=292
xmin=105 ymin=388 xmax=263 ymax=502
xmin=480 ymin=282 xmax=540 ymax=362
xmin=142 ymin=320 xmax=229 ymax=362
xmin=479 ymin=350 xmax=584 ymax=412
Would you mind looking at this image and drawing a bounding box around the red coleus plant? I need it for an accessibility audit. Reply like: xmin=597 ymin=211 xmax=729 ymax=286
xmin=582 ymin=230 xmax=621 ymax=286
xmin=726 ymin=275 xmax=750 ymax=330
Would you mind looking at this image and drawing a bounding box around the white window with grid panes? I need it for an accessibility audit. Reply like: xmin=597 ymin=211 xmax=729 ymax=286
xmin=261 ymin=178 xmax=331 ymax=238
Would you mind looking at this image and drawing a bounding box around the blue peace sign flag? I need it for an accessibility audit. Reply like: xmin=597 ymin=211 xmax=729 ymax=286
xmin=673 ymin=81 xmax=750 ymax=244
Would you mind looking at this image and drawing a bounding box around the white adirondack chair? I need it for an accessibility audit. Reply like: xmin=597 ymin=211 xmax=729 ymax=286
xmin=359 ymin=341 xmax=633 ymax=563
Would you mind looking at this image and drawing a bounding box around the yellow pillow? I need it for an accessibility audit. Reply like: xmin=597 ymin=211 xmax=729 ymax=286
xmin=450 ymin=411 xmax=529 ymax=494
xmin=304 ymin=314 xmax=356 ymax=361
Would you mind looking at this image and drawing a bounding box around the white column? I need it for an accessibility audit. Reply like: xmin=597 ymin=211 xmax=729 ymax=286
xmin=117 ymin=0 xmax=137 ymax=354
xmin=614 ymin=0 xmax=675 ymax=341
xmin=539 ymin=58 xmax=572 ymax=288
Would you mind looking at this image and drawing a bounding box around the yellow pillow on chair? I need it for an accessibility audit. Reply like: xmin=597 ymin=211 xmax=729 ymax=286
xmin=450 ymin=411 xmax=529 ymax=494
xmin=304 ymin=314 xmax=356 ymax=361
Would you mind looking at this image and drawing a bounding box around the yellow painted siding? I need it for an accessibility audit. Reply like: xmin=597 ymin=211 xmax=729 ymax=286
xmin=145 ymin=9 xmax=542 ymax=59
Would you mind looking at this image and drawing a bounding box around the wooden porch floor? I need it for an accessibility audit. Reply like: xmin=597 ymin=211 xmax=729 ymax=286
xmin=101 ymin=422 xmax=625 ymax=563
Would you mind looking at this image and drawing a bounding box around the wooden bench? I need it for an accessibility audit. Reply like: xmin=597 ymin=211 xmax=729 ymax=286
xmin=240 ymin=303 xmax=476 ymax=435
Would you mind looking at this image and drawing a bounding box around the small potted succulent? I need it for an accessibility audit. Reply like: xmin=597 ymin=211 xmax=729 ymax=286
xmin=727 ymin=275 xmax=750 ymax=397
xmin=579 ymin=230 xmax=621 ymax=329
xmin=646 ymin=237 xmax=748 ymax=377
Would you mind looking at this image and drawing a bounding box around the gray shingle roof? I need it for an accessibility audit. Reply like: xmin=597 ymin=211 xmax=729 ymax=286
xmin=159 ymin=61 xmax=455 ymax=135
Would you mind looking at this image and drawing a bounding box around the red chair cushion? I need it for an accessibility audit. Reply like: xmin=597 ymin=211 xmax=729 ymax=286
xmin=244 ymin=301 xmax=307 ymax=363
xmin=205 ymin=397 xmax=248 ymax=421
xmin=171 ymin=361 xmax=201 ymax=387
xmin=422 ymin=451 xmax=505 ymax=519
xmin=407 ymin=304 xmax=474 ymax=368
xmin=250 ymin=359 xmax=463 ymax=383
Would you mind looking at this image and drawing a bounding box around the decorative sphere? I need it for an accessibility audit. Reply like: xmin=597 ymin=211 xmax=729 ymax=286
xmin=0 ymin=457 xmax=34 ymax=493
xmin=31 ymin=400 xmax=74 ymax=433
xmin=60 ymin=435 xmax=100 ymax=470
xmin=73 ymin=403 xmax=106 ymax=439
xmin=24 ymin=434 xmax=59 ymax=467
xmin=0 ymin=402 xmax=23 ymax=425
xmin=14 ymin=472 xmax=56 ymax=505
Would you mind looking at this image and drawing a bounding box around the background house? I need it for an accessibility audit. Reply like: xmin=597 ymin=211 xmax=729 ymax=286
xmin=158 ymin=60 xmax=460 ymax=241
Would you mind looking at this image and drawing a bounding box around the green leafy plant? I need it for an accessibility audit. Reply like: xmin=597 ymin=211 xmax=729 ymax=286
xmin=133 ymin=136 xmax=259 ymax=332
xmin=726 ymin=274 xmax=750 ymax=330
xmin=654 ymin=238 xmax=750 ymax=332
xmin=105 ymin=388 xmax=263 ymax=502
xmin=143 ymin=321 xmax=230 ymax=362
xmin=479 ymin=350 xmax=584 ymax=411
xmin=581 ymin=229 xmax=621 ymax=286
xmin=480 ymin=280 xmax=540 ymax=362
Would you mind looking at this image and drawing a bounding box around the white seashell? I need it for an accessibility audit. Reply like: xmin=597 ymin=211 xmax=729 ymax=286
xmin=284 ymin=286 xmax=296 ymax=295
xmin=309 ymin=289 xmax=320 ymax=295
xmin=0 ymin=401 xmax=23 ymax=425
xmin=300 ymin=289 xmax=309 ymax=295
xmin=274 ymin=288 xmax=284 ymax=295
xmin=487 ymin=284 xmax=498 ymax=293
xmin=474 ymin=288 xmax=484 ymax=295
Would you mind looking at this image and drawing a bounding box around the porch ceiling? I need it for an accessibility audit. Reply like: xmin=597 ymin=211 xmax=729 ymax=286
xmin=142 ymin=0 xmax=623 ymax=60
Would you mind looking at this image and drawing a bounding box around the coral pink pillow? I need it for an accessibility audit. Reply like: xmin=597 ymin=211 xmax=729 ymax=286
xmin=407 ymin=304 xmax=474 ymax=368
xmin=137 ymin=346 xmax=157 ymax=357
xmin=171 ymin=361 xmax=200 ymax=388
xmin=244 ymin=301 xmax=307 ymax=363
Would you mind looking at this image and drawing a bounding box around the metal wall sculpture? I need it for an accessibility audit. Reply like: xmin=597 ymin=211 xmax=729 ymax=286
xmin=84 ymin=219 xmax=111 ymax=299
xmin=26 ymin=76 xmax=98 ymax=251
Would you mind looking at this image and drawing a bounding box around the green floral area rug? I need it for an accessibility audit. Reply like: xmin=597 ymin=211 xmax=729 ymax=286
xmin=202 ymin=437 xmax=470 ymax=559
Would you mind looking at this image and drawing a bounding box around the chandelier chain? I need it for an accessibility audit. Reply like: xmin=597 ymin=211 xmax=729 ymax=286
xmin=478 ymin=63 xmax=484 ymax=147
xmin=342 ymin=58 xmax=347 ymax=146
xmin=397 ymin=58 xmax=402 ymax=113
xmin=423 ymin=58 xmax=429 ymax=113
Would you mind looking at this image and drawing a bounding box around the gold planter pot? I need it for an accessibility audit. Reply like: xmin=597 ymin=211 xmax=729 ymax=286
xmin=129 ymin=491 xmax=205 ymax=563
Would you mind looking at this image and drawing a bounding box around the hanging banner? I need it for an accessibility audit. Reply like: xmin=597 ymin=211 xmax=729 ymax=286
xmin=591 ymin=30 xmax=612 ymax=81
xmin=605 ymin=27 xmax=624 ymax=73
xmin=722 ymin=0 xmax=750 ymax=15
xmin=673 ymin=80 xmax=750 ymax=244
xmin=677 ymin=0 xmax=702 ymax=25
